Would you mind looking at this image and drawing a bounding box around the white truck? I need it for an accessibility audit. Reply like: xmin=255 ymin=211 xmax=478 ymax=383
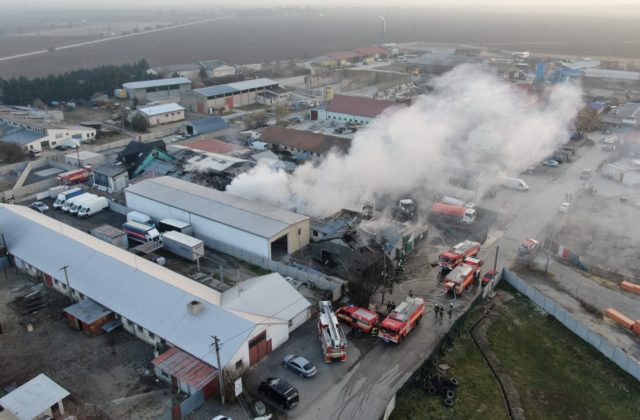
xmin=127 ymin=211 xmax=153 ymax=226
xmin=161 ymin=230 xmax=205 ymax=261
xmin=77 ymin=196 xmax=109 ymax=218
xmin=52 ymin=187 xmax=83 ymax=209
xmin=441 ymin=195 xmax=477 ymax=210
xmin=62 ymin=192 xmax=93 ymax=212
xmin=68 ymin=194 xmax=98 ymax=214
xmin=501 ymin=177 xmax=529 ymax=191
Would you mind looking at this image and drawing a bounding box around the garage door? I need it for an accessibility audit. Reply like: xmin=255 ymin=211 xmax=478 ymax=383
xmin=249 ymin=331 xmax=272 ymax=366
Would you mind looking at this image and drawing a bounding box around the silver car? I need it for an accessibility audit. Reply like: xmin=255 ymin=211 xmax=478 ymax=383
xmin=30 ymin=201 xmax=49 ymax=213
xmin=282 ymin=354 xmax=318 ymax=378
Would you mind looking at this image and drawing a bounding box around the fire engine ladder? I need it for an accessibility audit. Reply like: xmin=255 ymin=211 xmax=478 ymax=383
xmin=319 ymin=301 xmax=342 ymax=347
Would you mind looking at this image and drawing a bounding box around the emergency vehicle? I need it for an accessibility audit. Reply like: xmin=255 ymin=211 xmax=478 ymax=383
xmin=443 ymin=257 xmax=483 ymax=295
xmin=438 ymin=240 xmax=481 ymax=272
xmin=379 ymin=297 xmax=425 ymax=344
xmin=318 ymin=301 xmax=348 ymax=362
xmin=335 ymin=305 xmax=380 ymax=334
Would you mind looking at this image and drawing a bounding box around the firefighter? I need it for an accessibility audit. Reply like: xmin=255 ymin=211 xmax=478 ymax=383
xmin=371 ymin=326 xmax=378 ymax=339
xmin=448 ymin=307 xmax=453 ymax=320
xmin=434 ymin=303 xmax=440 ymax=316
xmin=409 ymin=289 xmax=414 ymax=298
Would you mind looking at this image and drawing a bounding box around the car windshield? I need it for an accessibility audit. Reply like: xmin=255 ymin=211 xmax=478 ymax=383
xmin=303 ymin=362 xmax=313 ymax=370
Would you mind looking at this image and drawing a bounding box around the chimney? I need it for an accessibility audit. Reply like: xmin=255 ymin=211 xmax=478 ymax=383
xmin=186 ymin=300 xmax=203 ymax=315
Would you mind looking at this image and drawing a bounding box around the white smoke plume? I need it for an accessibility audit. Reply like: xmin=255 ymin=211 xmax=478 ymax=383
xmin=228 ymin=64 xmax=583 ymax=217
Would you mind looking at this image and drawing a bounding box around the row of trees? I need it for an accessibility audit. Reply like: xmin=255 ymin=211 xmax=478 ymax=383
xmin=0 ymin=59 xmax=154 ymax=105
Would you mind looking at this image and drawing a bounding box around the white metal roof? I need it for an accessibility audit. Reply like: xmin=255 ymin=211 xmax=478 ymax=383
xmin=138 ymin=103 xmax=185 ymax=117
xmin=222 ymin=273 xmax=311 ymax=321
xmin=161 ymin=230 xmax=203 ymax=247
xmin=0 ymin=374 xmax=69 ymax=419
xmin=227 ymin=78 xmax=277 ymax=91
xmin=0 ymin=204 xmax=255 ymax=370
xmin=123 ymin=77 xmax=192 ymax=90
xmin=125 ymin=177 xmax=309 ymax=239
xmin=184 ymin=152 xmax=251 ymax=173
xmin=583 ymin=68 xmax=640 ymax=81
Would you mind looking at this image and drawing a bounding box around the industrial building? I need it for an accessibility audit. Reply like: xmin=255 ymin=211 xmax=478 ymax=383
xmin=408 ymin=52 xmax=482 ymax=74
xmin=0 ymin=374 xmax=69 ymax=419
xmin=320 ymin=94 xmax=398 ymax=125
xmin=602 ymin=160 xmax=640 ymax=186
xmin=124 ymin=176 xmax=310 ymax=259
xmin=137 ymin=103 xmax=185 ymax=126
xmin=0 ymin=110 xmax=96 ymax=153
xmin=185 ymin=117 xmax=228 ymax=136
xmin=354 ymin=46 xmax=391 ymax=63
xmin=259 ymin=126 xmax=351 ymax=158
xmin=92 ymin=162 xmax=130 ymax=193
xmin=0 ymin=204 xmax=311 ymax=397
xmin=601 ymin=103 xmax=640 ymax=128
xmin=199 ymin=60 xmax=236 ymax=79
xmin=312 ymin=51 xmax=364 ymax=68
xmin=168 ymin=138 xmax=250 ymax=157
xmin=147 ymin=63 xmax=203 ymax=80
xmin=582 ymin=68 xmax=640 ymax=91
xmin=181 ymin=79 xmax=289 ymax=114
xmin=122 ymin=77 xmax=192 ymax=103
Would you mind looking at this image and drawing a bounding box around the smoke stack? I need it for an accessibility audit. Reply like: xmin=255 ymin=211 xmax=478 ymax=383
xmin=379 ymin=16 xmax=386 ymax=44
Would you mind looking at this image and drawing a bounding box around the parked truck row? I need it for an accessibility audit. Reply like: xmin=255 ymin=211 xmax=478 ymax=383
xmin=52 ymin=188 xmax=108 ymax=218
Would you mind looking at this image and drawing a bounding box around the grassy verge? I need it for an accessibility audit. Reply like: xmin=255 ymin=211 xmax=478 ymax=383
xmin=487 ymin=289 xmax=640 ymax=419
xmin=391 ymin=305 xmax=508 ymax=420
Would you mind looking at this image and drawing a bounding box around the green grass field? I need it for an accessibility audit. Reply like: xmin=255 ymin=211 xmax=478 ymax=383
xmin=392 ymin=288 xmax=640 ymax=420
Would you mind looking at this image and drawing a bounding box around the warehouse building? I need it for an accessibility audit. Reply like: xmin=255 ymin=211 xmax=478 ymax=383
xmin=124 ymin=176 xmax=310 ymax=259
xmin=92 ymin=162 xmax=130 ymax=193
xmin=147 ymin=63 xmax=202 ymax=80
xmin=181 ymin=79 xmax=289 ymax=114
xmin=199 ymin=59 xmax=236 ymax=79
xmin=137 ymin=103 xmax=185 ymax=126
xmin=260 ymin=126 xmax=351 ymax=158
xmin=582 ymin=68 xmax=640 ymax=91
xmin=601 ymin=102 xmax=640 ymax=128
xmin=319 ymin=94 xmax=398 ymax=125
xmin=185 ymin=117 xmax=228 ymax=136
xmin=0 ymin=204 xmax=311 ymax=396
xmin=0 ymin=116 xmax=96 ymax=153
xmin=123 ymin=77 xmax=192 ymax=103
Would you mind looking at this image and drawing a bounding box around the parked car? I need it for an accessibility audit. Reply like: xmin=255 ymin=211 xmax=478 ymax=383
xmin=518 ymin=238 xmax=540 ymax=256
xmin=282 ymin=355 xmax=318 ymax=378
xmin=541 ymin=159 xmax=560 ymax=168
xmin=570 ymin=132 xmax=584 ymax=141
xmin=259 ymin=377 xmax=299 ymax=409
xmin=29 ymin=201 xmax=49 ymax=213
xmin=559 ymin=202 xmax=571 ymax=213
xmin=580 ymin=169 xmax=592 ymax=180
xmin=55 ymin=144 xmax=72 ymax=151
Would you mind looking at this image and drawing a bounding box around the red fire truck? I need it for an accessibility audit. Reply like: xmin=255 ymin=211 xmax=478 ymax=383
xmin=318 ymin=301 xmax=348 ymax=362
xmin=57 ymin=165 xmax=92 ymax=185
xmin=438 ymin=240 xmax=480 ymax=272
xmin=335 ymin=305 xmax=380 ymax=334
xmin=379 ymin=297 xmax=425 ymax=344
xmin=443 ymin=257 xmax=483 ymax=296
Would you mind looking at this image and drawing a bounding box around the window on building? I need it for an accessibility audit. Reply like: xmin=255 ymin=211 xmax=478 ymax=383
xmin=288 ymin=320 xmax=293 ymax=327
xmin=136 ymin=325 xmax=143 ymax=334
xmin=149 ymin=332 xmax=155 ymax=340
xmin=298 ymin=228 xmax=301 ymax=235
xmin=312 ymin=229 xmax=318 ymax=236
xmin=236 ymin=360 xmax=243 ymax=371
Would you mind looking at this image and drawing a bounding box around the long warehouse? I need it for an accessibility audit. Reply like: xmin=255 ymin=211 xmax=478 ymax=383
xmin=124 ymin=176 xmax=310 ymax=259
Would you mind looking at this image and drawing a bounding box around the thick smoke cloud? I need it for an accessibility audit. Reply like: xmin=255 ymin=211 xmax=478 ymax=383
xmin=228 ymin=64 xmax=582 ymax=216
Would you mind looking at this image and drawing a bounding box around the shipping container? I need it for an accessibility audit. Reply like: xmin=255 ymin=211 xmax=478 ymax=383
xmin=90 ymin=224 xmax=128 ymax=249
xmin=161 ymin=230 xmax=205 ymax=261
xmin=158 ymin=218 xmax=193 ymax=235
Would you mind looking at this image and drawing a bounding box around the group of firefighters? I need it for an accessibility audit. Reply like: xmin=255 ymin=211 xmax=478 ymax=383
xmin=434 ymin=302 xmax=454 ymax=320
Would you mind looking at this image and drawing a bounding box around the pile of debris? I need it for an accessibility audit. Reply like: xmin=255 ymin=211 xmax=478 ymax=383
xmin=411 ymin=364 xmax=460 ymax=408
xmin=8 ymin=284 xmax=67 ymax=326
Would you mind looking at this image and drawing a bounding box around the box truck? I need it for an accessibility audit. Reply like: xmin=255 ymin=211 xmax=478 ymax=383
xmin=161 ymin=230 xmax=205 ymax=261
xmin=122 ymin=221 xmax=161 ymax=243
xmin=158 ymin=218 xmax=193 ymax=236
xmin=68 ymin=194 xmax=98 ymax=214
xmin=440 ymin=195 xmax=476 ymax=210
xmin=77 ymin=196 xmax=109 ymax=218
xmin=127 ymin=211 xmax=153 ymax=226
xmin=62 ymin=192 xmax=94 ymax=212
xmin=53 ymin=187 xmax=83 ymax=209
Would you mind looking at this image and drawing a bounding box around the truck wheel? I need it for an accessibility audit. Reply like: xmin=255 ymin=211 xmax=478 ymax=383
xmin=443 ymin=398 xmax=454 ymax=407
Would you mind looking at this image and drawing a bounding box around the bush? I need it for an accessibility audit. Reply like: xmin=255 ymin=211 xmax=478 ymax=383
xmin=130 ymin=113 xmax=149 ymax=132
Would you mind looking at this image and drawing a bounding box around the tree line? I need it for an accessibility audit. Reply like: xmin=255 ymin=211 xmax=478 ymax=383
xmin=0 ymin=59 xmax=155 ymax=105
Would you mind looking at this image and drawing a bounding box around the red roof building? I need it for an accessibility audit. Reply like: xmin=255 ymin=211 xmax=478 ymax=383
xmin=325 ymin=95 xmax=399 ymax=123
xmin=152 ymin=347 xmax=219 ymax=397
xmin=177 ymin=138 xmax=249 ymax=156
xmin=260 ymin=127 xmax=351 ymax=157
xmin=353 ymin=46 xmax=390 ymax=56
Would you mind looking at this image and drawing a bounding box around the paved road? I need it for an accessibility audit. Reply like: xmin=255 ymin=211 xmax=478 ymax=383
xmin=292 ymin=140 xmax=615 ymax=420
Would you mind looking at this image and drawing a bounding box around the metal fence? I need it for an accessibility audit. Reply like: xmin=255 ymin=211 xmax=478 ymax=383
xmin=501 ymin=269 xmax=640 ymax=381
xmin=204 ymin=236 xmax=344 ymax=298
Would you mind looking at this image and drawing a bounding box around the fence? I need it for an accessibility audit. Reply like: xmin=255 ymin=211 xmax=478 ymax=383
xmin=108 ymin=200 xmax=131 ymax=216
xmin=501 ymin=269 xmax=640 ymax=381
xmin=158 ymin=390 xmax=204 ymax=420
xmin=204 ymin=237 xmax=345 ymax=298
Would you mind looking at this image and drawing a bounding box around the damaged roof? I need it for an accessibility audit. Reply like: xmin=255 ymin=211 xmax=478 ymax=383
xmin=260 ymin=127 xmax=351 ymax=155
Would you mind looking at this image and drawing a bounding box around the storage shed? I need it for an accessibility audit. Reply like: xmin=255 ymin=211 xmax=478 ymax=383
xmin=0 ymin=374 xmax=69 ymax=420
xmin=124 ymin=176 xmax=310 ymax=259
xmin=64 ymin=298 xmax=115 ymax=337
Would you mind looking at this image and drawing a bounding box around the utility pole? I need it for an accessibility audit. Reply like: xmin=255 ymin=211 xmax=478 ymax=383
xmin=493 ymin=246 xmax=499 ymax=272
xmin=60 ymin=265 xmax=72 ymax=302
xmin=213 ymin=336 xmax=225 ymax=405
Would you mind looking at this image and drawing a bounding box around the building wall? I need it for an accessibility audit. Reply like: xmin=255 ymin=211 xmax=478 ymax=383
xmin=128 ymin=82 xmax=192 ymax=103
xmin=125 ymin=192 xmax=272 ymax=257
xmin=324 ymin=111 xmax=374 ymax=125
xmin=283 ymin=220 xmax=310 ymax=255
xmin=145 ymin=109 xmax=185 ymax=127
xmin=209 ymin=65 xmax=236 ymax=78
xmin=289 ymin=308 xmax=310 ymax=332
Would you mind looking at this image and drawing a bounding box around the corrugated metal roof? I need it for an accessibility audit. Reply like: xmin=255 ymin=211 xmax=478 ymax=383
xmin=187 ymin=117 xmax=227 ymax=134
xmin=0 ymin=204 xmax=255 ymax=370
xmin=327 ymin=95 xmax=398 ymax=119
xmin=152 ymin=346 xmax=217 ymax=390
xmin=227 ymin=78 xmax=277 ymax=91
xmin=222 ymin=273 xmax=311 ymax=321
xmin=139 ymin=103 xmax=185 ymax=116
xmin=125 ymin=177 xmax=309 ymax=239
xmin=123 ymin=77 xmax=192 ymax=90
xmin=583 ymin=68 xmax=640 ymax=81
xmin=0 ymin=374 xmax=69 ymax=419
xmin=64 ymin=299 xmax=112 ymax=324
xmin=195 ymin=85 xmax=239 ymax=98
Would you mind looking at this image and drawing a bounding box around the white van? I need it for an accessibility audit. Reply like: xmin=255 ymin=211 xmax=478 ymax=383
xmin=127 ymin=211 xmax=153 ymax=225
xmin=501 ymin=177 xmax=529 ymax=191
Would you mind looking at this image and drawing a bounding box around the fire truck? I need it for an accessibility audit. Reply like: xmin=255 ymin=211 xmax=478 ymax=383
xmin=438 ymin=240 xmax=481 ymax=272
xmin=443 ymin=257 xmax=483 ymax=296
xmin=335 ymin=305 xmax=380 ymax=334
xmin=318 ymin=301 xmax=348 ymax=362
xmin=379 ymin=297 xmax=425 ymax=344
xmin=57 ymin=166 xmax=92 ymax=185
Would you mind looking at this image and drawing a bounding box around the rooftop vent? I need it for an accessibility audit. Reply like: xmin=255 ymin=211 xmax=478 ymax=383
xmin=187 ymin=300 xmax=203 ymax=316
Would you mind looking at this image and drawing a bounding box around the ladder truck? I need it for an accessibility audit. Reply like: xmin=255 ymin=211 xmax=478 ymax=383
xmin=318 ymin=301 xmax=348 ymax=363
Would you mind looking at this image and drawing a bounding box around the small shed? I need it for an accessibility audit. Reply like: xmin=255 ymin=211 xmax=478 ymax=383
xmin=185 ymin=117 xmax=227 ymax=137
xmin=0 ymin=373 xmax=70 ymax=419
xmin=64 ymin=299 xmax=114 ymax=337
xmin=90 ymin=224 xmax=128 ymax=249
xmin=152 ymin=347 xmax=219 ymax=397
xmin=93 ymin=162 xmax=130 ymax=193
